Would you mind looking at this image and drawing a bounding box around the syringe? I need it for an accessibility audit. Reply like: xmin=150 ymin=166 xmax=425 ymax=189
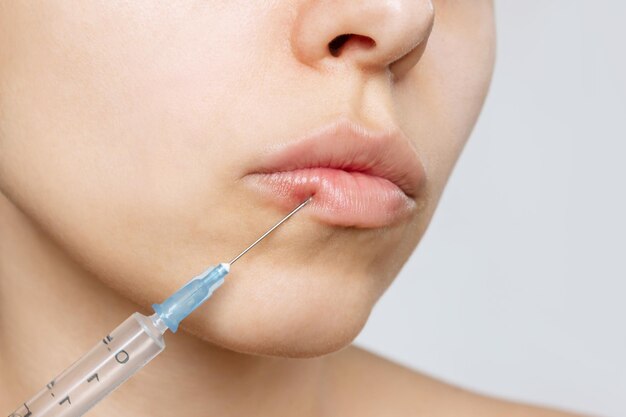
xmin=7 ymin=198 xmax=311 ymax=417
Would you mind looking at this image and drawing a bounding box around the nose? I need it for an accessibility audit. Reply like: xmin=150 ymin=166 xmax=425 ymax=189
xmin=291 ymin=0 xmax=434 ymax=79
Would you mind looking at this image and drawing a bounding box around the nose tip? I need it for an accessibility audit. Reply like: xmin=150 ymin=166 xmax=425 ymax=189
xmin=291 ymin=0 xmax=434 ymax=78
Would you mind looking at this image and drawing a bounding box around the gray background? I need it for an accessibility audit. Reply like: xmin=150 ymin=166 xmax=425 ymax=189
xmin=355 ymin=2 xmax=626 ymax=417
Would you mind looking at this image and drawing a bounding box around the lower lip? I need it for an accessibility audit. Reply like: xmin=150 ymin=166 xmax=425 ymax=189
xmin=244 ymin=168 xmax=416 ymax=228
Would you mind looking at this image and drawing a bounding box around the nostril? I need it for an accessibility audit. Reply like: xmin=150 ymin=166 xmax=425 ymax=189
xmin=328 ymin=34 xmax=351 ymax=56
xmin=328 ymin=34 xmax=376 ymax=57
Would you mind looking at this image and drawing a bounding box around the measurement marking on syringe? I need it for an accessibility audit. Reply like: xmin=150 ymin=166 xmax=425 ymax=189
xmin=103 ymin=335 xmax=113 ymax=352
xmin=45 ymin=330 xmax=144 ymax=411
xmin=46 ymin=381 xmax=56 ymax=398
xmin=115 ymin=350 xmax=129 ymax=364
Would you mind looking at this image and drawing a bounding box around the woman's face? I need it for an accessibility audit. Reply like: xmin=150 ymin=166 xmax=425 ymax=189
xmin=0 ymin=1 xmax=494 ymax=356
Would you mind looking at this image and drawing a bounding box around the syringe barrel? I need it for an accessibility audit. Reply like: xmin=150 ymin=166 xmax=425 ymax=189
xmin=8 ymin=313 xmax=167 ymax=417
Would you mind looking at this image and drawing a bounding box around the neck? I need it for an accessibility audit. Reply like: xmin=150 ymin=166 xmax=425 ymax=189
xmin=0 ymin=194 xmax=327 ymax=417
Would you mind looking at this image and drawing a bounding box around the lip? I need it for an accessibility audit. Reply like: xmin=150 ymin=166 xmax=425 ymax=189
xmin=243 ymin=118 xmax=426 ymax=228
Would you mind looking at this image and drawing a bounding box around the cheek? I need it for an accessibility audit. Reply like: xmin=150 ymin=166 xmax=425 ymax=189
xmin=396 ymin=1 xmax=495 ymax=192
xmin=0 ymin=2 xmax=272 ymax=282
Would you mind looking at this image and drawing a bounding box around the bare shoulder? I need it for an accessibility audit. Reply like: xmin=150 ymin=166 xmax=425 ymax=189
xmin=325 ymin=346 xmax=585 ymax=417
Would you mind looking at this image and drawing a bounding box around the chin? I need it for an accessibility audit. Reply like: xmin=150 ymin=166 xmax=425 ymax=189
xmin=178 ymin=263 xmax=380 ymax=358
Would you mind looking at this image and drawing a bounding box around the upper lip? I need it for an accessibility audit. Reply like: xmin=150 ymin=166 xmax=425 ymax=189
xmin=248 ymin=117 xmax=426 ymax=198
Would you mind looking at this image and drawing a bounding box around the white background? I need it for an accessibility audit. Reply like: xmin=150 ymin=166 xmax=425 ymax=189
xmin=356 ymin=2 xmax=626 ymax=416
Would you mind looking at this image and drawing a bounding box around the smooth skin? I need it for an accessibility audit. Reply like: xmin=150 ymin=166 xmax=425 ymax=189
xmin=0 ymin=1 xmax=581 ymax=416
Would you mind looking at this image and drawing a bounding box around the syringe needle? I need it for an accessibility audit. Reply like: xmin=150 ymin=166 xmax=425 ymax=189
xmin=228 ymin=196 xmax=312 ymax=265
xmin=153 ymin=196 xmax=313 ymax=334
